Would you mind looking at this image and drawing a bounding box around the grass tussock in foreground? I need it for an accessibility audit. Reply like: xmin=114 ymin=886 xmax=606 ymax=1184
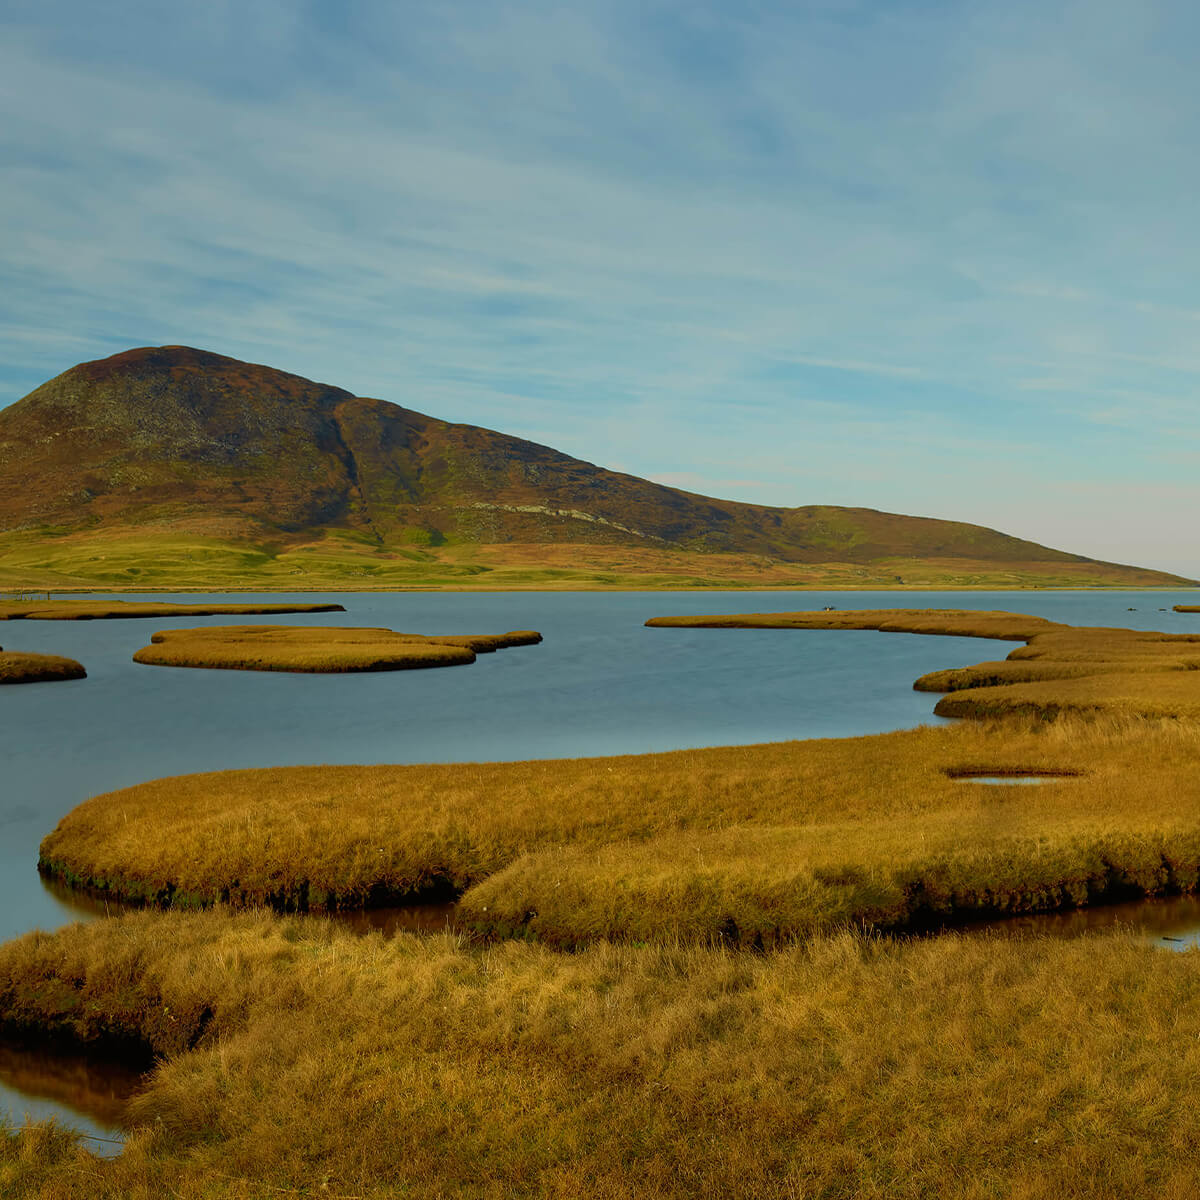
xmin=7 ymin=911 xmax=1200 ymax=1198
xmin=0 ymin=598 xmax=345 ymax=620
xmin=36 ymin=716 xmax=1200 ymax=943
xmin=0 ymin=650 xmax=86 ymax=684
xmin=130 ymin=625 xmax=541 ymax=673
xmin=648 ymin=608 xmax=1200 ymax=720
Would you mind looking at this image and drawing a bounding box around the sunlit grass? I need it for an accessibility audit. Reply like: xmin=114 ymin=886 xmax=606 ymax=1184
xmin=129 ymin=624 xmax=542 ymax=673
xmin=6 ymin=912 xmax=1200 ymax=1198
xmin=34 ymin=716 xmax=1200 ymax=942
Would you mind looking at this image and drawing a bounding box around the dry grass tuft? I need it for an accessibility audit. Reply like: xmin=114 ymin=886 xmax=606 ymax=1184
xmin=130 ymin=625 xmax=541 ymax=673
xmin=8 ymin=911 xmax=1200 ymax=1197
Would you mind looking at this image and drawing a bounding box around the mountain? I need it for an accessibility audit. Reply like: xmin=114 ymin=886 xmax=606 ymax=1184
xmin=0 ymin=346 xmax=1191 ymax=590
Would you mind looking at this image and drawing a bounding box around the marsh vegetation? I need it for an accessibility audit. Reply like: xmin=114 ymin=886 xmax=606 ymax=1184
xmin=11 ymin=604 xmax=1200 ymax=1197
xmin=0 ymin=651 xmax=85 ymax=684
xmin=130 ymin=625 xmax=542 ymax=673
xmin=7 ymin=913 xmax=1200 ymax=1198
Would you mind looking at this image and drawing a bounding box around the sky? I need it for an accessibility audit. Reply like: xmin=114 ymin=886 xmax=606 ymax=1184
xmin=3 ymin=0 xmax=1199 ymax=576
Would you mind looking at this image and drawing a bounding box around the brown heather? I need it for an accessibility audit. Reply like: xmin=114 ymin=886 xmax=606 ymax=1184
xmin=130 ymin=625 xmax=542 ymax=673
xmin=0 ymin=650 xmax=86 ymax=684
xmin=8 ymin=912 xmax=1200 ymax=1198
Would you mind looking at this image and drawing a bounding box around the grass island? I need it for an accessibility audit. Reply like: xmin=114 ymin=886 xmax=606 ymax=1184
xmin=130 ymin=624 xmax=542 ymax=673
xmin=0 ymin=650 xmax=86 ymax=684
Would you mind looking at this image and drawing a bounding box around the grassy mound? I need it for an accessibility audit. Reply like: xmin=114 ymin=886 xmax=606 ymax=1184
xmin=0 ymin=650 xmax=86 ymax=684
xmin=6 ymin=911 xmax=1200 ymax=1198
xmin=130 ymin=625 xmax=541 ymax=673
xmin=35 ymin=717 xmax=1200 ymax=941
xmin=0 ymin=599 xmax=345 ymax=620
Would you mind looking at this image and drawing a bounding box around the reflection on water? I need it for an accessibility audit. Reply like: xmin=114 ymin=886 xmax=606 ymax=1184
xmin=0 ymin=1039 xmax=144 ymax=1157
xmin=331 ymin=901 xmax=460 ymax=937
xmin=956 ymin=775 xmax=1078 ymax=786
xmin=42 ymin=875 xmax=462 ymax=939
xmin=37 ymin=876 xmax=124 ymax=922
xmin=956 ymin=893 xmax=1200 ymax=951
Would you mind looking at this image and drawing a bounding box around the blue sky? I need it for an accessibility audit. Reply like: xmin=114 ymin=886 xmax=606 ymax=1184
xmin=3 ymin=0 xmax=1199 ymax=575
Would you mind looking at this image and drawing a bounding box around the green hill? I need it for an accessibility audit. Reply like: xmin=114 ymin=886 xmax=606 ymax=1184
xmin=0 ymin=346 xmax=1190 ymax=590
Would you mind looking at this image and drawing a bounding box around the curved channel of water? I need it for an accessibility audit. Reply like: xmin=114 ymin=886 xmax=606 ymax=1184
xmin=2 ymin=588 xmax=1198 ymax=1146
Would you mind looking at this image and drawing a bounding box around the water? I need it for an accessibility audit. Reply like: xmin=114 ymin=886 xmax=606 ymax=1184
xmin=954 ymin=775 xmax=1080 ymax=785
xmin=1 ymin=587 xmax=1198 ymax=1141
xmin=0 ymin=1040 xmax=142 ymax=1157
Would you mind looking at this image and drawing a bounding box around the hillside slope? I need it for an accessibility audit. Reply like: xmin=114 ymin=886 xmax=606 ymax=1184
xmin=0 ymin=347 xmax=1190 ymax=590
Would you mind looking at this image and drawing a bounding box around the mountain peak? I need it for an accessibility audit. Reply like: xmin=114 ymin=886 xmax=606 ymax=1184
xmin=0 ymin=347 xmax=1192 ymax=589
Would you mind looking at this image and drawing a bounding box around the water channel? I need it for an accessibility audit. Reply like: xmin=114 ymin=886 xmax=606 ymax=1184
xmin=2 ymin=588 xmax=1198 ymax=1146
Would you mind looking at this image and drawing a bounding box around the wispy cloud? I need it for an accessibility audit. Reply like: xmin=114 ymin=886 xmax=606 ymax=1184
xmin=1 ymin=0 xmax=1198 ymax=574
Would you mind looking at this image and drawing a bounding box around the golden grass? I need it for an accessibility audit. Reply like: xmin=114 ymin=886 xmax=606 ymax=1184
xmin=0 ymin=650 xmax=86 ymax=684
xmin=0 ymin=599 xmax=345 ymax=620
xmin=8 ymin=911 xmax=1200 ymax=1198
xmin=130 ymin=625 xmax=541 ymax=673
xmin=34 ymin=715 xmax=1200 ymax=942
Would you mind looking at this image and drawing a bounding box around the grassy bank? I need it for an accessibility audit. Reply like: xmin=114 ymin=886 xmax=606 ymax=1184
xmin=6 ymin=911 xmax=1200 ymax=1198
xmin=0 ymin=650 xmax=86 ymax=684
xmin=0 ymin=598 xmax=345 ymax=620
xmin=35 ymin=717 xmax=1200 ymax=943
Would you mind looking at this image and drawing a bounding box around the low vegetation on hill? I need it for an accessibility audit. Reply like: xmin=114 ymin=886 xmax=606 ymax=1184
xmin=0 ymin=346 xmax=1191 ymax=590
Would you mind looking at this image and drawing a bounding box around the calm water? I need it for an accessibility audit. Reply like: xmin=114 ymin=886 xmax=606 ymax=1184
xmin=1 ymin=587 xmax=1198 ymax=1141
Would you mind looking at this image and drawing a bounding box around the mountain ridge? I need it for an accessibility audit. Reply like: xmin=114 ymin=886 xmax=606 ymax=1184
xmin=0 ymin=346 xmax=1191 ymax=590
